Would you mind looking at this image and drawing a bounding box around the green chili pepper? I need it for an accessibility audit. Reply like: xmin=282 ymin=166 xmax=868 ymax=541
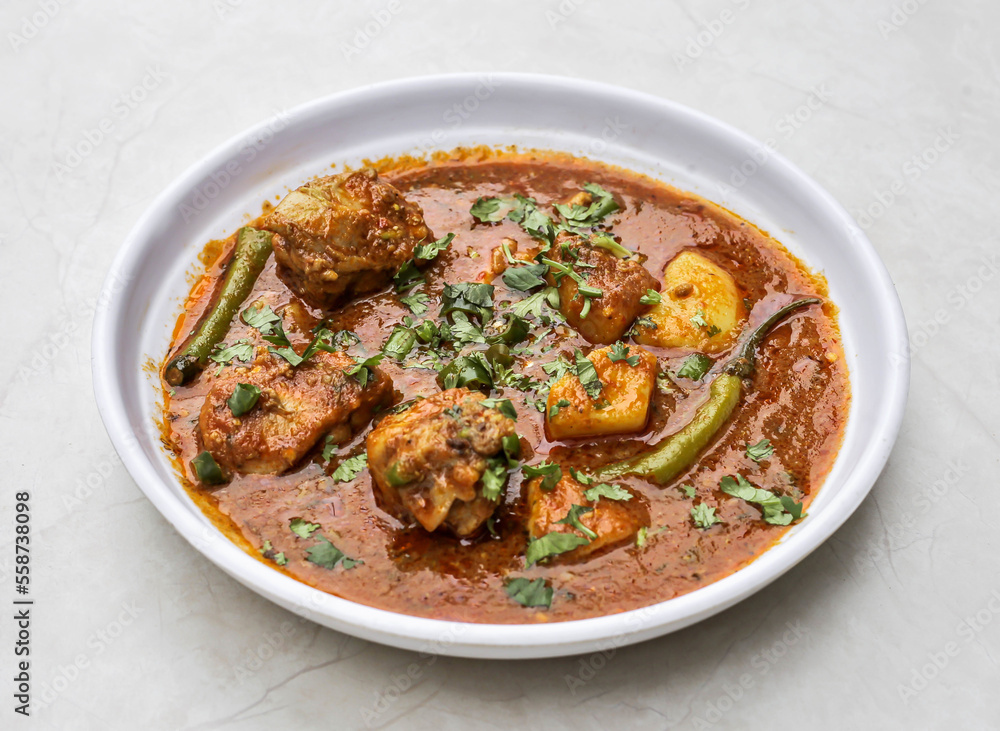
xmin=596 ymin=298 xmax=821 ymax=484
xmin=164 ymin=227 xmax=274 ymax=386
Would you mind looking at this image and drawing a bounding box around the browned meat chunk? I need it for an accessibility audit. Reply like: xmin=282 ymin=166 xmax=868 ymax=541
xmin=200 ymin=350 xmax=392 ymax=474
xmin=547 ymin=233 xmax=659 ymax=344
xmin=526 ymin=471 xmax=648 ymax=560
xmin=264 ymin=168 xmax=432 ymax=309
xmin=366 ymin=388 xmax=517 ymax=536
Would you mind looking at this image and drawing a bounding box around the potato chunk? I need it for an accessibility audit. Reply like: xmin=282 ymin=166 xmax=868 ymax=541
xmin=366 ymin=388 xmax=517 ymax=536
xmin=547 ymin=233 xmax=660 ymax=345
xmin=634 ymin=250 xmax=745 ymax=353
xmin=526 ymin=472 xmax=647 ymax=561
xmin=546 ymin=344 xmax=657 ymax=440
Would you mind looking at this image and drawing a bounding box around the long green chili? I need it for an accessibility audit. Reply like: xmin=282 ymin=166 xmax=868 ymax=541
xmin=164 ymin=227 xmax=273 ymax=386
xmin=596 ymin=298 xmax=821 ymax=484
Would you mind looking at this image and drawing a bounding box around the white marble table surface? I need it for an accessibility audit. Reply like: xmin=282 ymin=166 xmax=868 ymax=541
xmin=2 ymin=0 xmax=998 ymax=728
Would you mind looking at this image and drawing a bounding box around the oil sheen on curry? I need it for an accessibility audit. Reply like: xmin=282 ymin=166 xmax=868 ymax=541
xmin=161 ymin=149 xmax=849 ymax=623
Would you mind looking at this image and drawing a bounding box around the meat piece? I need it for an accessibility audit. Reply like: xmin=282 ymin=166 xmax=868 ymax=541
xmin=366 ymin=388 xmax=517 ymax=536
xmin=547 ymin=233 xmax=659 ymax=344
xmin=200 ymin=350 xmax=392 ymax=474
xmin=264 ymin=168 xmax=432 ymax=309
xmin=526 ymin=472 xmax=648 ymax=560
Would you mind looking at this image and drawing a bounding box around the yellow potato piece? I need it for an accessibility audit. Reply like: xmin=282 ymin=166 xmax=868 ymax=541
xmin=634 ymin=250 xmax=745 ymax=353
xmin=546 ymin=345 xmax=657 ymax=440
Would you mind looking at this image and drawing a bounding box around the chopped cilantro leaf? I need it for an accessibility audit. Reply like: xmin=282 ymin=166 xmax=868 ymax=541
xmin=321 ymin=435 xmax=338 ymax=462
xmin=720 ymin=474 xmax=805 ymax=525
xmin=241 ymin=302 xmax=282 ymax=334
xmin=503 ymin=262 xmax=549 ymax=292
xmin=522 ymin=461 xmax=562 ymax=491
xmin=289 ymin=518 xmax=320 ymax=539
xmin=526 ymin=531 xmax=590 ymax=566
xmin=209 ymin=339 xmax=254 ymax=365
xmin=470 ymin=196 xmax=513 ymax=223
xmin=481 ymin=397 xmax=518 ymax=420
xmin=393 ymin=260 xmax=424 ymax=292
xmin=573 ymin=348 xmax=603 ymax=399
xmin=414 ymin=233 xmax=454 ymax=261
xmin=691 ymin=503 xmax=721 ymax=529
xmin=583 ymin=483 xmax=633 ymax=502
xmin=509 ymin=194 xmax=556 ymax=244
xmin=446 ymin=311 xmax=486 ymax=344
xmin=627 ymin=315 xmax=657 ymax=338
xmin=259 ymin=540 xmax=287 ymax=566
xmin=556 ymin=504 xmax=598 ymax=540
xmin=331 ymin=453 xmax=367 ymax=483
xmin=399 ymin=292 xmax=430 ymax=316
xmin=676 ymin=353 xmax=713 ymax=381
xmin=345 ymin=353 xmax=384 ymax=387
xmin=501 ymin=433 xmax=521 ymax=465
xmin=681 ymin=484 xmax=696 ymax=499
xmin=441 ymin=282 xmax=494 ymax=322
xmin=505 ymin=577 xmax=553 ymax=608
xmin=306 ymin=535 xmax=362 ymax=570
xmin=608 ymin=342 xmax=640 ymax=366
xmin=746 ymin=438 xmax=774 ymax=463
xmin=548 ymin=398 xmax=571 ymax=419
xmin=227 ymin=382 xmax=261 ymax=417
xmin=480 ymin=455 xmax=508 ymax=502
xmin=438 ymin=354 xmax=494 ymax=391
xmin=636 ymin=526 xmax=648 ymax=548
xmin=639 ymin=289 xmax=662 ymax=305
xmin=382 ymin=326 xmax=417 ymax=360
xmin=554 ymin=183 xmax=620 ymax=230
xmin=268 ymin=345 xmax=304 ymax=367
xmin=588 ymin=232 xmax=632 ymax=258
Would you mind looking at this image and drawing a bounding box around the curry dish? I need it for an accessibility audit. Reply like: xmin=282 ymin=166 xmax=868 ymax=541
xmin=160 ymin=149 xmax=849 ymax=623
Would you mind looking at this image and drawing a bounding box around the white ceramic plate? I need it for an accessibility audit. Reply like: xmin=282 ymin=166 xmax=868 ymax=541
xmin=92 ymin=73 xmax=909 ymax=659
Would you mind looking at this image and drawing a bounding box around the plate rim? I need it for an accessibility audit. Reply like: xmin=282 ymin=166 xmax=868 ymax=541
xmin=91 ymin=72 xmax=909 ymax=659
